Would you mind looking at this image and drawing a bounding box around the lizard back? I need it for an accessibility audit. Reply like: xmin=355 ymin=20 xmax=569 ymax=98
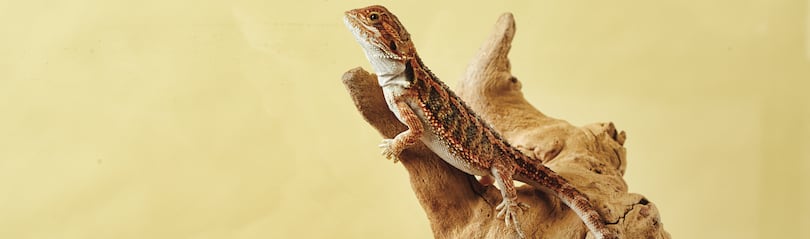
xmin=407 ymin=55 xmax=585 ymax=201
xmin=406 ymin=56 xmax=522 ymax=171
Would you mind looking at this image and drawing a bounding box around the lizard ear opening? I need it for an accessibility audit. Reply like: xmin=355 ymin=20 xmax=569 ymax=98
xmin=404 ymin=60 xmax=415 ymax=81
xmin=389 ymin=40 xmax=398 ymax=51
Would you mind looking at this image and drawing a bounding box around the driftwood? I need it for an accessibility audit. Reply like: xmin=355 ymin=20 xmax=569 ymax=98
xmin=342 ymin=13 xmax=671 ymax=239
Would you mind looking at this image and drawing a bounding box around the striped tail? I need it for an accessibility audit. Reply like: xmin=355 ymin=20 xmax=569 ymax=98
xmin=514 ymin=155 xmax=616 ymax=239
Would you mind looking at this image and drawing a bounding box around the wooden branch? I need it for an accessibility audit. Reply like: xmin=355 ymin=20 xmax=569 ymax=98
xmin=342 ymin=13 xmax=671 ymax=239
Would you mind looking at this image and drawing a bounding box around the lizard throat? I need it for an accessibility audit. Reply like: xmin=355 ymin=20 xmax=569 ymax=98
xmin=370 ymin=57 xmax=405 ymax=81
xmin=375 ymin=55 xmax=418 ymax=88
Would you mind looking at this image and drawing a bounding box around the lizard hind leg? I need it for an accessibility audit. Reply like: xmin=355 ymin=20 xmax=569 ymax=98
xmin=491 ymin=164 xmax=529 ymax=238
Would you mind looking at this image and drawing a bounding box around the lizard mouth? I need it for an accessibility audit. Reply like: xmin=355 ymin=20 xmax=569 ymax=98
xmin=343 ymin=14 xmax=403 ymax=60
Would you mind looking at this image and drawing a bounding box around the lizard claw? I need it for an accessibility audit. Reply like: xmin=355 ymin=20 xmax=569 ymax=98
xmin=496 ymin=199 xmax=526 ymax=238
xmin=518 ymin=202 xmax=530 ymax=211
xmin=379 ymin=139 xmax=400 ymax=163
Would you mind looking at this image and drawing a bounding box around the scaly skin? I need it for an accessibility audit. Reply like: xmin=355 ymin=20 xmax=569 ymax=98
xmin=344 ymin=5 xmax=617 ymax=239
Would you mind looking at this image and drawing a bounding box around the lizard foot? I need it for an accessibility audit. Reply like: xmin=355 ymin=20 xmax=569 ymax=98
xmin=496 ymin=199 xmax=529 ymax=238
xmin=378 ymin=139 xmax=401 ymax=163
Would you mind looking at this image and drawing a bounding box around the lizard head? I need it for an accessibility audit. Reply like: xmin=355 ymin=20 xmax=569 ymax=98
xmin=344 ymin=5 xmax=415 ymax=75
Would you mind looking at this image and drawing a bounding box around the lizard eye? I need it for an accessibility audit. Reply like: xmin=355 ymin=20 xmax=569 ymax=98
xmin=368 ymin=12 xmax=380 ymax=21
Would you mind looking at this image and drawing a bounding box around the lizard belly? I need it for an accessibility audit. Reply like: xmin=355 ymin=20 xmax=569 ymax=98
xmin=419 ymin=129 xmax=490 ymax=176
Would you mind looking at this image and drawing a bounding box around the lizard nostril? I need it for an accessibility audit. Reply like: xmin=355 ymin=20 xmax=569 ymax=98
xmin=509 ymin=76 xmax=518 ymax=83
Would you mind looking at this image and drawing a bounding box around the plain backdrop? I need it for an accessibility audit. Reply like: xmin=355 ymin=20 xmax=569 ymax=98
xmin=1 ymin=0 xmax=808 ymax=238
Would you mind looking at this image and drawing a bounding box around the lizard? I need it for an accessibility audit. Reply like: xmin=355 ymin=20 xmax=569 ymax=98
xmin=344 ymin=5 xmax=617 ymax=239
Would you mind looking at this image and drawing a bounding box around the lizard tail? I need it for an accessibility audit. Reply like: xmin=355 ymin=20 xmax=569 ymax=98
xmin=514 ymin=156 xmax=615 ymax=239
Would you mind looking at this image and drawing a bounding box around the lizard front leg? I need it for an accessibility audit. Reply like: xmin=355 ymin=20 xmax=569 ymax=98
xmin=492 ymin=163 xmax=530 ymax=238
xmin=380 ymin=97 xmax=424 ymax=163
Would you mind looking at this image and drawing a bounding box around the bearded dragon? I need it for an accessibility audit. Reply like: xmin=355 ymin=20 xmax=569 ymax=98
xmin=344 ymin=5 xmax=617 ymax=239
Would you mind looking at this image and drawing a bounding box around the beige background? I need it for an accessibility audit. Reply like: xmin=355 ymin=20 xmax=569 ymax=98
xmin=1 ymin=0 xmax=808 ymax=238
